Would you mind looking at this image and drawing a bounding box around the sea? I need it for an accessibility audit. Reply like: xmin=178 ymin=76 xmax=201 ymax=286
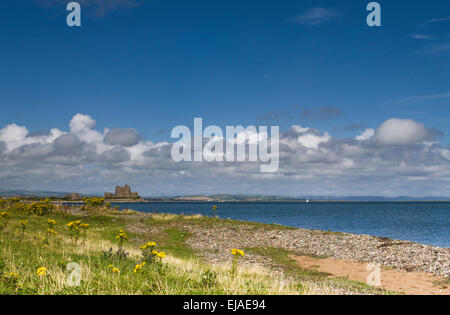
xmin=111 ymin=201 xmax=450 ymax=248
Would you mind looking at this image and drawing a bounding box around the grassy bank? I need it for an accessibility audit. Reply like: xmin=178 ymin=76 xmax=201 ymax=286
xmin=0 ymin=202 xmax=393 ymax=295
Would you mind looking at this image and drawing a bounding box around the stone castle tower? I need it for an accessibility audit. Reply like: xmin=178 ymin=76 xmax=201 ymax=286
xmin=105 ymin=184 xmax=139 ymax=199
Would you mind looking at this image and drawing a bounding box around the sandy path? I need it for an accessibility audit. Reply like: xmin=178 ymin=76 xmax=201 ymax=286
xmin=292 ymin=255 xmax=450 ymax=295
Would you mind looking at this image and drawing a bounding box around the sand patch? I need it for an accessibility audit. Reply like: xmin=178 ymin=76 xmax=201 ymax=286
xmin=292 ymin=255 xmax=450 ymax=295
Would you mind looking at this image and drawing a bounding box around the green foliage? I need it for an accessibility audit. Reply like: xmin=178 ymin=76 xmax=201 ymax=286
xmin=0 ymin=208 xmax=397 ymax=295
xmin=83 ymin=197 xmax=106 ymax=208
xmin=201 ymin=270 xmax=218 ymax=288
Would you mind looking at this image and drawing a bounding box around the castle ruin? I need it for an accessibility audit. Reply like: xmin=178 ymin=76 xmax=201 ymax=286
xmin=104 ymin=185 xmax=140 ymax=199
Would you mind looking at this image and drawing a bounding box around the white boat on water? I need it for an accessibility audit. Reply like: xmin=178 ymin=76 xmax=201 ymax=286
xmin=306 ymin=199 xmax=310 ymax=203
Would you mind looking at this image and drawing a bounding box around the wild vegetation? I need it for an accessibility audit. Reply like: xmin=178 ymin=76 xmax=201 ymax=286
xmin=0 ymin=197 xmax=394 ymax=295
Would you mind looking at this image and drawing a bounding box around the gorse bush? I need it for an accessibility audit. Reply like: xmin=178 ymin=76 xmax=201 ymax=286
xmin=1 ymin=198 xmax=55 ymax=216
xmin=31 ymin=199 xmax=54 ymax=216
xmin=81 ymin=198 xmax=111 ymax=213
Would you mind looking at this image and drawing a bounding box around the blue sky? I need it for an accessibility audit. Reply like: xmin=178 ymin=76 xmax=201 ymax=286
xmin=0 ymin=0 xmax=449 ymax=196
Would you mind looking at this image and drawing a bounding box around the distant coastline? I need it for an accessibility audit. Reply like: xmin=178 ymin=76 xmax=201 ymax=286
xmin=1 ymin=190 xmax=450 ymax=202
xmin=64 ymin=197 xmax=450 ymax=203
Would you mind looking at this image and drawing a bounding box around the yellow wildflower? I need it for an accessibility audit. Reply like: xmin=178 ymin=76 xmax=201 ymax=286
xmin=36 ymin=267 xmax=47 ymax=276
xmin=157 ymin=252 xmax=166 ymax=259
xmin=112 ymin=267 xmax=120 ymax=274
xmin=231 ymin=248 xmax=245 ymax=256
xmin=47 ymin=228 xmax=58 ymax=235
xmin=140 ymin=241 xmax=156 ymax=250
xmin=133 ymin=262 xmax=146 ymax=273
xmin=116 ymin=230 xmax=128 ymax=240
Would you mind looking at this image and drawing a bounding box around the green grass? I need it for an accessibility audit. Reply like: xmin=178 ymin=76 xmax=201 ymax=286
xmin=157 ymin=228 xmax=195 ymax=259
xmin=143 ymin=213 xmax=295 ymax=231
xmin=0 ymin=208 xmax=400 ymax=295
xmin=0 ymin=210 xmax=316 ymax=295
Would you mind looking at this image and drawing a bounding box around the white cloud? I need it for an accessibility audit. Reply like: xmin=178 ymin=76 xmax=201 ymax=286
xmin=0 ymin=124 xmax=29 ymax=148
xmin=440 ymin=149 xmax=450 ymax=160
xmin=297 ymin=131 xmax=331 ymax=150
xmin=373 ymin=118 xmax=433 ymax=146
xmin=0 ymin=124 xmax=64 ymax=152
xmin=356 ymin=128 xmax=374 ymax=141
xmin=0 ymin=114 xmax=449 ymax=197
xmin=292 ymin=125 xmax=310 ymax=133
xmin=70 ymin=113 xmax=96 ymax=133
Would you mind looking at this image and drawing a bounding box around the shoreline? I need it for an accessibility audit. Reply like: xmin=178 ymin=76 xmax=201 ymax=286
xmin=3 ymin=203 xmax=447 ymax=295
xmin=113 ymin=209 xmax=449 ymax=279
xmin=60 ymin=200 xmax=449 ymax=249
xmin=179 ymin=217 xmax=450 ymax=278
xmin=60 ymin=199 xmax=450 ymax=203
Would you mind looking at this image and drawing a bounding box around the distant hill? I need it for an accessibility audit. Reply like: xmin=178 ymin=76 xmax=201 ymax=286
xmin=168 ymin=195 xmax=302 ymax=201
xmin=300 ymin=195 xmax=450 ymax=202
xmin=0 ymin=190 xmax=448 ymax=201
xmin=0 ymin=190 xmax=95 ymax=198
xmin=154 ymin=194 xmax=450 ymax=202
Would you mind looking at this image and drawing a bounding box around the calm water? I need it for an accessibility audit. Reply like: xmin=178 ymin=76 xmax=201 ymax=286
xmin=113 ymin=202 xmax=450 ymax=248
